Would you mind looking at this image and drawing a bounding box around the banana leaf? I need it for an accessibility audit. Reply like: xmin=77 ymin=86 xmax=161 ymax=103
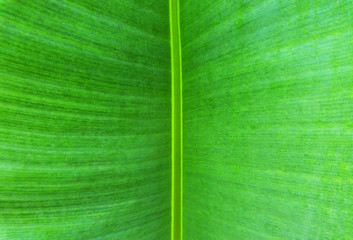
xmin=1 ymin=0 xmax=353 ymax=239
xmin=181 ymin=0 xmax=353 ymax=239
xmin=0 ymin=0 xmax=171 ymax=239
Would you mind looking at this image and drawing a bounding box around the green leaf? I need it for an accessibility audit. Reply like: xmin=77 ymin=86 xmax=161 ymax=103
xmin=0 ymin=0 xmax=171 ymax=239
xmin=2 ymin=0 xmax=353 ymax=239
xmin=181 ymin=0 xmax=353 ymax=239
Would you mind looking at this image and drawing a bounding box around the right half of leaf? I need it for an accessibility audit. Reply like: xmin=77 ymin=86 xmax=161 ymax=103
xmin=181 ymin=1 xmax=353 ymax=239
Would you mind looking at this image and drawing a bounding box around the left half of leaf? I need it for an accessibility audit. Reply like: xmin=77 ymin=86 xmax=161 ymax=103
xmin=0 ymin=0 xmax=171 ymax=239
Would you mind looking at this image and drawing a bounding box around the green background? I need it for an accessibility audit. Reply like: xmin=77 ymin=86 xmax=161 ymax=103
xmin=181 ymin=0 xmax=353 ymax=239
xmin=0 ymin=0 xmax=171 ymax=239
xmin=1 ymin=0 xmax=353 ymax=239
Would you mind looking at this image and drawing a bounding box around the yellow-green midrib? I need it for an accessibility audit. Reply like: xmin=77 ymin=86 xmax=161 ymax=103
xmin=169 ymin=0 xmax=183 ymax=239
